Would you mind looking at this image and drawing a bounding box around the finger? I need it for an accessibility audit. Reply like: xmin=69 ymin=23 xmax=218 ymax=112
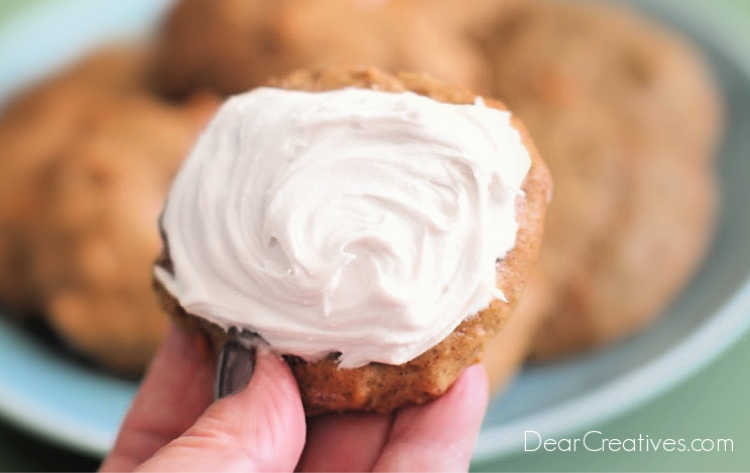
xmin=297 ymin=412 xmax=392 ymax=472
xmin=100 ymin=324 xmax=214 ymax=472
xmin=135 ymin=347 xmax=306 ymax=472
xmin=374 ymin=364 xmax=489 ymax=472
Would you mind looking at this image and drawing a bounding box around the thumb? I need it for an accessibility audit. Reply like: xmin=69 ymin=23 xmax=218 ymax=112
xmin=135 ymin=347 xmax=306 ymax=472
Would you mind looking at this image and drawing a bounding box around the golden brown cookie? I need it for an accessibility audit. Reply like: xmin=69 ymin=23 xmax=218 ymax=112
xmin=0 ymin=44 xmax=220 ymax=372
xmin=155 ymin=66 xmax=552 ymax=414
xmin=150 ymin=0 xmax=488 ymax=97
xmin=0 ymin=46 xmax=150 ymax=311
xmin=477 ymin=0 xmax=722 ymax=360
xmin=32 ymin=94 xmax=218 ymax=373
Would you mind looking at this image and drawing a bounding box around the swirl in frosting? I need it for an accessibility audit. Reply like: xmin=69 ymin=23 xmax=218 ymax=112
xmin=155 ymin=87 xmax=531 ymax=368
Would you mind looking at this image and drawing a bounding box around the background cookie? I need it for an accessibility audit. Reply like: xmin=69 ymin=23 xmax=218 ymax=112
xmin=150 ymin=0 xmax=488 ymax=97
xmin=33 ymin=94 xmax=217 ymax=373
xmin=0 ymin=45 xmax=219 ymax=372
xmin=0 ymin=46 xmax=149 ymax=312
xmin=476 ymin=0 xmax=721 ymax=360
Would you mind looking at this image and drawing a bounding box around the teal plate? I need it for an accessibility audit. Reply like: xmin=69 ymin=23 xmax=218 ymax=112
xmin=0 ymin=0 xmax=749 ymax=462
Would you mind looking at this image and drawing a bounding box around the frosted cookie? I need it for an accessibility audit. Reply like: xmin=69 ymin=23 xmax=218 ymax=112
xmin=154 ymin=67 xmax=552 ymax=413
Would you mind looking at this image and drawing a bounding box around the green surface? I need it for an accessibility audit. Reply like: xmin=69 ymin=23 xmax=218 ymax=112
xmin=476 ymin=330 xmax=750 ymax=472
xmin=0 ymin=1 xmax=749 ymax=472
xmin=0 ymin=0 xmax=49 ymax=27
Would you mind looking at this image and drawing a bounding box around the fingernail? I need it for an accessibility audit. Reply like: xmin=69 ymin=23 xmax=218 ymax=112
xmin=215 ymin=338 xmax=257 ymax=398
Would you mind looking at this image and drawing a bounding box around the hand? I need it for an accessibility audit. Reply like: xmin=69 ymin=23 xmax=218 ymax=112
xmin=100 ymin=325 xmax=489 ymax=472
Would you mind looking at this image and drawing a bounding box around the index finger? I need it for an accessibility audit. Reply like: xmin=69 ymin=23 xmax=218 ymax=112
xmin=100 ymin=324 xmax=215 ymax=472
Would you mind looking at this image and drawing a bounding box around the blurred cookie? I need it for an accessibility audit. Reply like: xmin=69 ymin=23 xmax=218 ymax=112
xmin=34 ymin=94 xmax=218 ymax=373
xmin=0 ymin=45 xmax=219 ymax=372
xmin=0 ymin=46 xmax=149 ymax=311
xmin=155 ymin=66 xmax=552 ymax=414
xmin=151 ymin=0 xmax=487 ymax=97
xmin=479 ymin=0 xmax=721 ymax=360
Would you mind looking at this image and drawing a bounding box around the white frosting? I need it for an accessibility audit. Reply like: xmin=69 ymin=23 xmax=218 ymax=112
xmin=155 ymin=87 xmax=531 ymax=368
